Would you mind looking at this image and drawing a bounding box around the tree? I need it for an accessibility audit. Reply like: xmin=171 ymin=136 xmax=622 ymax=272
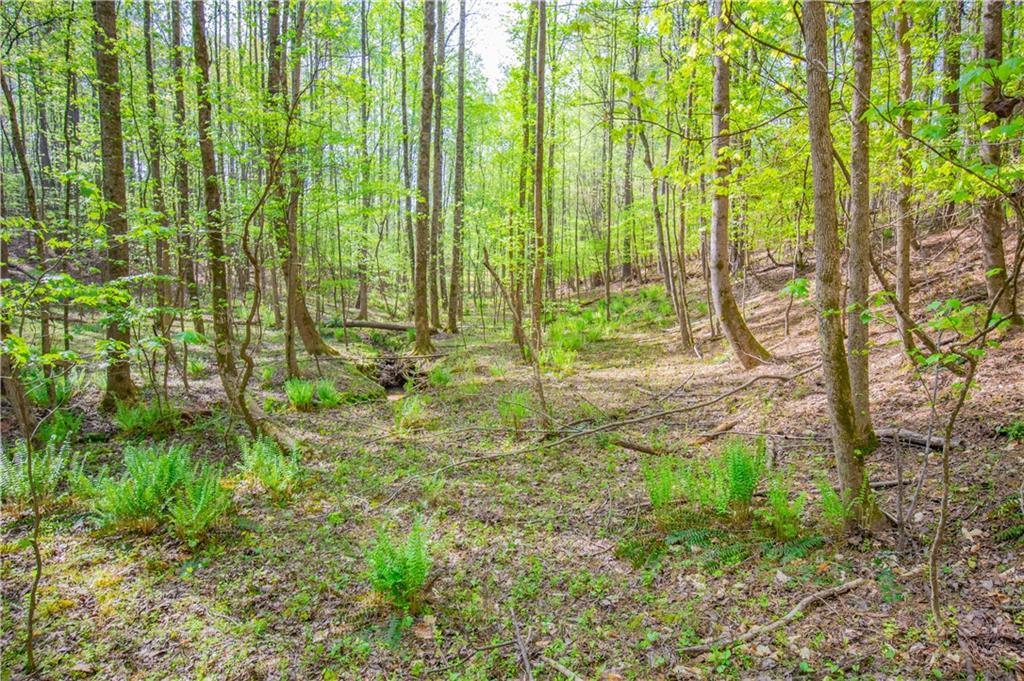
xmin=92 ymin=0 xmax=137 ymax=409
xmin=531 ymin=0 xmax=547 ymax=348
xmin=143 ymin=0 xmax=176 ymax=363
xmin=978 ymin=0 xmax=1019 ymax=323
xmin=414 ymin=0 xmax=437 ymax=355
xmin=709 ymin=0 xmax=770 ymax=369
xmin=804 ymin=0 xmax=880 ymax=528
xmin=848 ymin=0 xmax=876 ymax=449
xmin=171 ymin=0 xmax=204 ymax=335
xmin=447 ymin=0 xmax=467 ymax=333
xmin=429 ymin=0 xmax=447 ymax=329
xmin=895 ymin=6 xmax=916 ymax=354
xmin=192 ymin=0 xmax=254 ymax=431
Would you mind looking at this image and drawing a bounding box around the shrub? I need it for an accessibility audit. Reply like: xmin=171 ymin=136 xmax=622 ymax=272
xmin=757 ymin=474 xmax=806 ymax=541
xmin=168 ymin=464 xmax=231 ymax=546
xmin=92 ymin=443 xmax=192 ymax=533
xmin=238 ymin=436 xmax=301 ymax=502
xmin=114 ymin=401 xmax=181 ymax=437
xmin=497 ymin=390 xmax=531 ymax=435
xmin=367 ymin=519 xmax=432 ymax=613
xmin=393 ymin=395 xmax=431 ymax=430
xmin=187 ymin=358 xmax=208 ymax=378
xmin=314 ymin=379 xmax=342 ymax=408
xmin=0 ymin=435 xmax=75 ymax=510
xmin=284 ymin=378 xmax=315 ymax=411
xmin=427 ymin=364 xmax=452 ymax=388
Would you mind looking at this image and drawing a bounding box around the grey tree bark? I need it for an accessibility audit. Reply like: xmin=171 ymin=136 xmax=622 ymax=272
xmin=804 ymin=0 xmax=881 ymax=529
xmin=709 ymin=0 xmax=770 ymax=369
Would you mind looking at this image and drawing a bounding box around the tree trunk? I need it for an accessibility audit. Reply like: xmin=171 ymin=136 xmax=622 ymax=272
xmin=447 ymin=0 xmax=466 ymax=333
xmin=979 ymin=0 xmax=1019 ymax=323
xmin=848 ymin=0 xmax=876 ymax=450
xmin=531 ymin=0 xmax=547 ymax=349
xmin=804 ymin=0 xmax=880 ymax=529
xmin=895 ymin=8 xmax=917 ymax=355
xmin=1 ymin=64 xmax=53 ymax=401
xmin=92 ymin=0 xmax=137 ymax=409
xmin=429 ymin=0 xmax=446 ymax=329
xmin=400 ymin=0 xmax=416 ymax=300
xmin=414 ymin=0 xmax=437 ymax=355
xmin=357 ymin=0 xmax=371 ymax=320
xmin=620 ymin=1 xmax=640 ymax=282
xmin=941 ymin=1 xmax=963 ymax=227
xmin=143 ymin=0 xmax=176 ymax=364
xmin=193 ymin=0 xmax=256 ymax=431
xmin=709 ymin=0 xmax=770 ymax=369
xmin=171 ymin=0 xmax=204 ymax=335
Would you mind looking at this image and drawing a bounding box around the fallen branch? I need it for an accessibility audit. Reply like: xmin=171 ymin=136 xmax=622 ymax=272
xmin=690 ymin=418 xmax=740 ymax=446
xmin=509 ymin=607 xmax=533 ymax=681
xmin=876 ymin=427 xmax=961 ymax=450
xmin=609 ymin=436 xmax=664 ymax=455
xmin=425 ymin=640 xmax=516 ymax=674
xmin=679 ymin=564 xmax=926 ymax=655
xmin=541 ymin=656 xmax=584 ymax=680
xmin=678 ymin=577 xmax=868 ymax=654
xmin=330 ymin=319 xmax=439 ymax=334
xmin=430 ymin=363 xmax=821 ymax=477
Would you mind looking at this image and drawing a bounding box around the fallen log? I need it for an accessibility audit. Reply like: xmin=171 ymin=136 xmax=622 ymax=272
xmin=330 ymin=319 xmax=439 ymax=334
xmin=876 ymin=427 xmax=961 ymax=450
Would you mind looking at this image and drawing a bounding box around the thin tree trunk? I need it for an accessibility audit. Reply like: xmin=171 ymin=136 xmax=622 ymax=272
xmin=400 ymin=0 xmax=416 ymax=300
xmin=414 ymin=0 xmax=437 ymax=354
xmin=895 ymin=8 xmax=917 ymax=355
xmin=709 ymin=0 xmax=770 ymax=369
xmin=979 ymin=0 xmax=1019 ymax=323
xmin=429 ymin=0 xmax=446 ymax=328
xmin=357 ymin=0 xmax=371 ymax=319
xmin=91 ymin=0 xmax=137 ymax=408
xmin=171 ymin=0 xmax=204 ymax=335
xmin=447 ymin=0 xmax=466 ymax=333
xmin=848 ymin=0 xmax=876 ymax=450
xmin=193 ymin=0 xmax=256 ymax=431
xmin=804 ymin=0 xmax=881 ymax=529
xmin=531 ymin=0 xmax=547 ymax=349
xmin=143 ymin=0 xmax=177 ymax=365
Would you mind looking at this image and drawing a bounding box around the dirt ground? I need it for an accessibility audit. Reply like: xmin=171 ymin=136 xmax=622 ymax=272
xmin=2 ymin=230 xmax=1023 ymax=680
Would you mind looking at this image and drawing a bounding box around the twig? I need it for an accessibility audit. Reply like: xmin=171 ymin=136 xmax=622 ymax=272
xmin=541 ymin=655 xmax=584 ymax=680
xmin=678 ymin=577 xmax=868 ymax=654
xmin=509 ymin=607 xmax=533 ymax=681
xmin=425 ymin=640 xmax=516 ymax=674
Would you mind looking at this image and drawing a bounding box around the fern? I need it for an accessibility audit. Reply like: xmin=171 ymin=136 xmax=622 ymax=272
xmin=367 ymin=519 xmax=432 ymax=613
xmin=816 ymin=476 xmax=854 ymax=532
xmin=0 ymin=435 xmax=75 ymax=510
xmin=237 ymin=436 xmax=301 ymax=502
xmin=168 ymin=464 xmax=232 ymax=546
xmin=314 ymin=379 xmax=342 ymax=408
xmin=757 ymin=474 xmax=806 ymax=541
xmin=92 ymin=443 xmax=192 ymax=533
xmin=284 ymin=378 xmax=316 ymax=411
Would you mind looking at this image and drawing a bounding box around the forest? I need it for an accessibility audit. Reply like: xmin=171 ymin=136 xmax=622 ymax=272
xmin=1 ymin=0 xmax=1023 ymax=677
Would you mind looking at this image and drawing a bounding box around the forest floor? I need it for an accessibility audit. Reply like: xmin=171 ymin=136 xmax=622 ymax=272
xmin=3 ymin=231 xmax=1024 ymax=680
